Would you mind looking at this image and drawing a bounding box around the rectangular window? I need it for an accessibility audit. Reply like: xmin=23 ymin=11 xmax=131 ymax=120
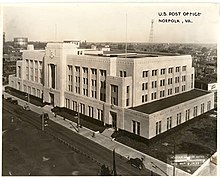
xmin=142 ymin=95 xmax=144 ymax=103
xmin=207 ymin=101 xmax=211 ymax=111
xmin=154 ymin=92 xmax=156 ymax=99
xmin=133 ymin=121 xmax=141 ymax=135
xmin=145 ymin=95 xmax=147 ymax=102
xmin=175 ymin=87 xmax=179 ymax=93
xmin=145 ymin=83 xmax=148 ymax=90
xmin=67 ymin=65 xmax=73 ymax=92
xmin=168 ymin=67 xmax=173 ymax=73
xmin=91 ymin=68 xmax=97 ymax=75
xmin=120 ymin=70 xmax=127 ymax=77
xmin=120 ymin=71 xmax=123 ymax=77
xmin=160 ymin=79 xmax=165 ymax=86
xmin=143 ymin=71 xmax=148 ymax=78
xmin=168 ymin=88 xmax=172 ymax=95
xmin=168 ymin=78 xmax=173 ymax=85
xmin=182 ymin=85 xmax=186 ymax=91
xmin=137 ymin=122 xmax=140 ymax=135
xmin=83 ymin=67 xmax=88 ymax=74
xmin=167 ymin=117 xmax=172 ymax=130
xmin=152 ymin=92 xmax=157 ymax=100
xmin=100 ymin=69 xmax=107 ymax=77
xmin=142 ymin=83 xmax=145 ymax=90
xmin=18 ymin=66 xmax=21 ymax=78
xmin=152 ymin=69 xmax=157 ymax=76
xmin=175 ymin=77 xmax=180 ymax=83
xmin=177 ymin=113 xmax=181 ymax=125
xmin=193 ymin=106 xmax=198 ymax=117
xmin=156 ymin=121 xmax=162 ymax=135
xmin=160 ymin=68 xmax=166 ymax=75
xmin=152 ymin=81 xmax=157 ymax=88
xmin=160 ymin=90 xmax=165 ymax=98
xmin=132 ymin=120 xmax=136 ymax=134
xmin=185 ymin=109 xmax=190 ymax=121
xmin=75 ymin=66 xmax=80 ymax=72
xmin=182 ymin=66 xmax=187 ymax=71
xmin=176 ymin=66 xmax=180 ymax=72
xmin=127 ymin=86 xmax=129 ymax=93
xmin=182 ymin=75 xmax=186 ymax=82
xmin=126 ymin=98 xmax=129 ymax=106
xmin=111 ymin=85 xmax=118 ymax=106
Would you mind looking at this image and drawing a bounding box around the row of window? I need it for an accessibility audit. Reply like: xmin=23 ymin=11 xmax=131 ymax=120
xmin=73 ymin=66 xmax=106 ymax=77
xmin=65 ymin=99 xmax=104 ymax=121
xmin=23 ymin=84 xmax=42 ymax=98
xmin=25 ymin=60 xmax=43 ymax=83
xmin=143 ymin=76 xmax=187 ymax=90
xmin=68 ymin=77 xmax=104 ymax=91
xmin=141 ymin=85 xmax=186 ymax=102
xmin=155 ymin=101 xmax=211 ymax=135
xmin=142 ymin=66 xmax=187 ymax=78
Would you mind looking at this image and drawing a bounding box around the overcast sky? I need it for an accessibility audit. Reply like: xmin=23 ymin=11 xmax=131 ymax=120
xmin=3 ymin=3 xmax=219 ymax=43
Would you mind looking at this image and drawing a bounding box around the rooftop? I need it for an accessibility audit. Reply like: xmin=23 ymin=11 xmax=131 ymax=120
xmin=130 ymin=89 xmax=211 ymax=114
xmin=104 ymin=50 xmax=181 ymax=57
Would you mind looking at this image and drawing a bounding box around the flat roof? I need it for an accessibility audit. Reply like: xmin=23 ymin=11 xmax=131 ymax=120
xmin=104 ymin=50 xmax=181 ymax=57
xmin=130 ymin=89 xmax=211 ymax=114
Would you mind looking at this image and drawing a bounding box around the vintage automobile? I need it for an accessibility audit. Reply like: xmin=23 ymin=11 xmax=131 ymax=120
xmin=127 ymin=158 xmax=145 ymax=170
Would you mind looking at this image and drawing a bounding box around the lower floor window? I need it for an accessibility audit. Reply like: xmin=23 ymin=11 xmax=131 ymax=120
xmin=132 ymin=120 xmax=140 ymax=135
xmin=156 ymin=121 xmax=161 ymax=135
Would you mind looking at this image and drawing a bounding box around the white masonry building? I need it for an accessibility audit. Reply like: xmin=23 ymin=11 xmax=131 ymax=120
xmin=9 ymin=42 xmax=214 ymax=139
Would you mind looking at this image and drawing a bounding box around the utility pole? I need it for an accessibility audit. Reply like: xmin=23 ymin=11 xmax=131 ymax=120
xmin=112 ymin=148 xmax=117 ymax=176
xmin=173 ymin=143 xmax=176 ymax=176
xmin=28 ymin=93 xmax=30 ymax=104
xmin=41 ymin=113 xmax=45 ymax=131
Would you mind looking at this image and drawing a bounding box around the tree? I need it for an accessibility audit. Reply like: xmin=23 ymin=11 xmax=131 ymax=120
xmin=201 ymin=47 xmax=208 ymax=53
xmin=100 ymin=164 xmax=112 ymax=176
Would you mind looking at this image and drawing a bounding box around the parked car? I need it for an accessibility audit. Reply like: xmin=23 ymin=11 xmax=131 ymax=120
xmin=127 ymin=158 xmax=144 ymax=170
xmin=6 ymin=97 xmax=12 ymax=102
xmin=11 ymin=100 xmax=18 ymax=105
xmin=23 ymin=103 xmax=30 ymax=111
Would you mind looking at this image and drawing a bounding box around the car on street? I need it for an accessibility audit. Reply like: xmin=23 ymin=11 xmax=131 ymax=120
xmin=127 ymin=158 xmax=145 ymax=170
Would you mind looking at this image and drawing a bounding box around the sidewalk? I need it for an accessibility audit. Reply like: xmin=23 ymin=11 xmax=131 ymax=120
xmin=4 ymin=92 xmax=190 ymax=176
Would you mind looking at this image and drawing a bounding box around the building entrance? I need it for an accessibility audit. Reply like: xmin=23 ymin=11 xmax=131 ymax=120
xmin=110 ymin=111 xmax=117 ymax=129
xmin=49 ymin=93 xmax=54 ymax=107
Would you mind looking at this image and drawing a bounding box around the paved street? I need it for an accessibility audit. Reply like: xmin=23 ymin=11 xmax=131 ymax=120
xmin=3 ymin=99 xmax=153 ymax=176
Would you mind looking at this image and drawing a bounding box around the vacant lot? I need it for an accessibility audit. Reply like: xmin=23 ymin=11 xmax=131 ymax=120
xmin=2 ymin=108 xmax=100 ymax=176
xmin=112 ymin=110 xmax=217 ymax=174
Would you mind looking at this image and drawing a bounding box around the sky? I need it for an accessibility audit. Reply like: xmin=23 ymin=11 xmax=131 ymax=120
xmin=2 ymin=3 xmax=219 ymax=43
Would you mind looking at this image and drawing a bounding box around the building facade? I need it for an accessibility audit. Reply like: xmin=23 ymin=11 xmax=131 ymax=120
xmin=9 ymin=42 xmax=214 ymax=139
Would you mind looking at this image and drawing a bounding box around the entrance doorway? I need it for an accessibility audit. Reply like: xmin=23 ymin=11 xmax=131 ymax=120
xmin=49 ymin=93 xmax=54 ymax=107
xmin=110 ymin=111 xmax=117 ymax=129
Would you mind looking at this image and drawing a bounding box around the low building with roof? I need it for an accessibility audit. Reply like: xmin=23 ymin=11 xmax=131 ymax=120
xmin=8 ymin=42 xmax=214 ymax=139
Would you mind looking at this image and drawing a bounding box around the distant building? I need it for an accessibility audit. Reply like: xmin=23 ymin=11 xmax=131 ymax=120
xmin=9 ymin=42 xmax=214 ymax=139
xmin=14 ymin=37 xmax=28 ymax=49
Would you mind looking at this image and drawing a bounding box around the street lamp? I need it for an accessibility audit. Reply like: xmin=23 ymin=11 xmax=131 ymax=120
xmin=151 ymin=162 xmax=168 ymax=176
xmin=162 ymin=141 xmax=176 ymax=176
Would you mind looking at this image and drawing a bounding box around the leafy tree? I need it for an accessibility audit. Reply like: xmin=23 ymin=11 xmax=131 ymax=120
xmin=100 ymin=164 xmax=112 ymax=176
